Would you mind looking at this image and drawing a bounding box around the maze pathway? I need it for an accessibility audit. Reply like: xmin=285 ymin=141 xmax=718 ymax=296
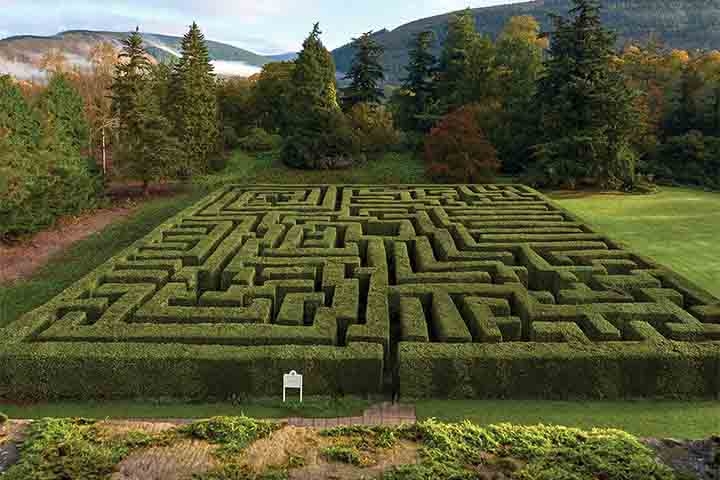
xmin=2 ymin=185 xmax=719 ymax=399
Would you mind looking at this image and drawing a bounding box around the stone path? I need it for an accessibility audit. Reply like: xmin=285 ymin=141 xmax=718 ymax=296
xmin=286 ymin=402 xmax=416 ymax=428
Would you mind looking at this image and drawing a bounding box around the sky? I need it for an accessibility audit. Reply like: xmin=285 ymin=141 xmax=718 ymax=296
xmin=0 ymin=0 xmax=529 ymax=54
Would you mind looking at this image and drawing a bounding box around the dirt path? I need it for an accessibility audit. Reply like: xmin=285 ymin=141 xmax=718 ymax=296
xmin=0 ymin=205 xmax=136 ymax=285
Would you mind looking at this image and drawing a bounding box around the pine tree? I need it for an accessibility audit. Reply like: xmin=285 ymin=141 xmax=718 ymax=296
xmin=111 ymin=28 xmax=180 ymax=194
xmin=343 ymin=31 xmax=385 ymax=108
xmin=0 ymin=75 xmax=41 ymax=149
xmin=533 ymin=0 xmax=638 ymax=189
xmin=396 ymin=30 xmax=438 ymax=132
xmin=170 ymin=22 xmax=219 ymax=174
xmin=38 ymin=74 xmax=89 ymax=154
xmin=436 ymin=9 xmax=479 ymax=109
xmin=283 ymin=23 xmax=351 ymax=169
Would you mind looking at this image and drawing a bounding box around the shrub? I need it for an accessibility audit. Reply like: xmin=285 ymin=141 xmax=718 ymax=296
xmin=283 ymin=108 xmax=355 ymax=169
xmin=0 ymin=141 xmax=102 ymax=240
xmin=424 ymin=105 xmax=501 ymax=183
xmin=647 ymin=131 xmax=720 ymax=188
xmin=347 ymin=103 xmax=400 ymax=157
xmin=238 ymin=127 xmax=282 ymax=152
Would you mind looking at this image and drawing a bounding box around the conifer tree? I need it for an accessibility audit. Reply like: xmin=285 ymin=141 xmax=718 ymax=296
xmin=396 ymin=30 xmax=438 ymax=132
xmin=283 ymin=23 xmax=351 ymax=169
xmin=111 ymin=28 xmax=180 ymax=194
xmin=343 ymin=31 xmax=385 ymax=108
xmin=0 ymin=75 xmax=41 ymax=149
xmin=38 ymin=73 xmax=89 ymax=154
xmin=436 ymin=9 xmax=479 ymax=109
xmin=533 ymin=0 xmax=638 ymax=189
xmin=170 ymin=22 xmax=219 ymax=174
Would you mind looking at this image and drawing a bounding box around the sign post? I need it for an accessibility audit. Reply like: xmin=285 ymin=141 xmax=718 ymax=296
xmin=283 ymin=370 xmax=303 ymax=403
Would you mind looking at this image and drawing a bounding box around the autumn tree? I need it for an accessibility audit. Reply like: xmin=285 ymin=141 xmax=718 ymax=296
xmin=533 ymin=0 xmax=638 ymax=189
xmin=170 ymin=22 xmax=220 ymax=174
xmin=425 ymin=104 xmax=501 ymax=183
xmin=343 ymin=31 xmax=385 ymax=108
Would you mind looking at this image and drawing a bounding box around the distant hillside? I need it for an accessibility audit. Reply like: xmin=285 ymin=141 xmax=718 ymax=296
xmin=332 ymin=0 xmax=720 ymax=82
xmin=0 ymin=30 xmax=274 ymax=79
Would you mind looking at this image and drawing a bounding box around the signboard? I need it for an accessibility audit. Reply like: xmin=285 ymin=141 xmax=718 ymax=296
xmin=283 ymin=370 xmax=303 ymax=402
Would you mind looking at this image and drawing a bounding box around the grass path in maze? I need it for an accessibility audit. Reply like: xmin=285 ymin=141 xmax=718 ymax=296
xmin=553 ymin=186 xmax=720 ymax=297
xmin=0 ymin=192 xmax=204 ymax=327
xmin=417 ymin=400 xmax=720 ymax=439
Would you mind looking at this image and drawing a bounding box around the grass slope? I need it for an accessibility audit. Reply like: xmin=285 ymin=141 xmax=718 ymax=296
xmin=553 ymin=187 xmax=720 ymax=297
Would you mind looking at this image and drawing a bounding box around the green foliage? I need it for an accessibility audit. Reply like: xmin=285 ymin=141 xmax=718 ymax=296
xmin=0 ymin=412 xmax=7 ymax=424
xmin=342 ymin=31 xmax=385 ymax=108
xmin=170 ymin=22 xmax=221 ymax=174
xmin=218 ymin=77 xmax=256 ymax=146
xmin=347 ymin=103 xmax=400 ymax=156
xmin=424 ymin=104 xmax=500 ymax=182
xmin=383 ymin=420 xmax=675 ymax=480
xmin=649 ymin=131 xmax=720 ymax=188
xmin=393 ymin=30 xmax=439 ymax=133
xmin=38 ymin=74 xmax=89 ymax=154
xmin=180 ymin=416 xmax=279 ymax=459
xmin=321 ymin=445 xmax=369 ymax=466
xmin=532 ymin=0 xmax=638 ymax=189
xmin=283 ymin=24 xmax=352 ymax=169
xmin=252 ymin=61 xmax=295 ymax=134
xmin=112 ymin=29 xmax=181 ymax=190
xmin=238 ymin=127 xmax=282 ymax=152
xmin=0 ymin=140 xmax=102 ymax=239
xmin=0 ymin=75 xmax=41 ymax=149
xmin=3 ymin=418 xmax=153 ymax=480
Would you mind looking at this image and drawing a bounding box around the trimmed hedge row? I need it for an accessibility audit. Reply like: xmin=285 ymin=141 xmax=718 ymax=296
xmin=0 ymin=342 xmax=383 ymax=401
xmin=398 ymin=340 xmax=720 ymax=399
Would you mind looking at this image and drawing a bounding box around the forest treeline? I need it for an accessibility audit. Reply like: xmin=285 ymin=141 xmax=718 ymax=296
xmin=1 ymin=0 xmax=720 ymax=239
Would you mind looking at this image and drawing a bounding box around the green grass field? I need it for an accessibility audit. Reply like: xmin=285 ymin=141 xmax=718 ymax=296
xmin=553 ymin=187 xmax=720 ymax=297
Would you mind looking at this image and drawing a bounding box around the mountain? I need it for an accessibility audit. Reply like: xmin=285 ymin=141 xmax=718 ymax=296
xmin=0 ymin=30 xmax=274 ymax=79
xmin=268 ymin=52 xmax=299 ymax=62
xmin=332 ymin=0 xmax=720 ymax=82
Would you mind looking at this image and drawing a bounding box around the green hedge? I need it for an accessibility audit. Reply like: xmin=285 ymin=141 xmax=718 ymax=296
xmin=398 ymin=340 xmax=720 ymax=399
xmin=0 ymin=342 xmax=383 ymax=401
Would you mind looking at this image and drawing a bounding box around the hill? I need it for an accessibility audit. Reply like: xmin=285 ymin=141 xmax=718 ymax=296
xmin=332 ymin=0 xmax=720 ymax=82
xmin=0 ymin=30 xmax=274 ymax=79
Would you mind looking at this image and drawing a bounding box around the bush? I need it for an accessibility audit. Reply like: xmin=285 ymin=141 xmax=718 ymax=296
xmin=347 ymin=103 xmax=401 ymax=157
xmin=283 ymin=108 xmax=355 ymax=169
xmin=424 ymin=104 xmax=501 ymax=183
xmin=0 ymin=141 xmax=102 ymax=240
xmin=647 ymin=131 xmax=720 ymax=188
xmin=238 ymin=127 xmax=282 ymax=152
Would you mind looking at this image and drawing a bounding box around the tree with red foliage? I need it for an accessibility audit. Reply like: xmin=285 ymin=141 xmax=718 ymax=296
xmin=424 ymin=104 xmax=501 ymax=183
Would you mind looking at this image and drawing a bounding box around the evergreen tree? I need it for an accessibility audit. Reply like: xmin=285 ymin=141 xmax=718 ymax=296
xmin=436 ymin=9 xmax=479 ymax=109
xmin=0 ymin=75 xmax=41 ymax=149
xmin=396 ymin=30 xmax=439 ymax=132
xmin=283 ymin=23 xmax=351 ymax=169
xmin=111 ymin=28 xmax=180 ymax=194
xmin=533 ymin=0 xmax=638 ymax=189
xmin=343 ymin=31 xmax=385 ymax=108
xmin=38 ymin=74 xmax=89 ymax=154
xmin=171 ymin=22 xmax=219 ymax=174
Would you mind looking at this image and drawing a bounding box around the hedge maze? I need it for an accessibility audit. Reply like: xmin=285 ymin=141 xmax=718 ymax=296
xmin=2 ymin=185 xmax=720 ymax=400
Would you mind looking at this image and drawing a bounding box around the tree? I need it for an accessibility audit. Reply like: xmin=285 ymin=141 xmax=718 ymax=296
xmin=436 ymin=9 xmax=480 ymax=109
xmin=0 ymin=75 xmax=41 ymax=149
xmin=395 ymin=30 xmax=439 ymax=132
xmin=170 ymin=22 xmax=220 ymax=174
xmin=283 ymin=23 xmax=351 ymax=169
xmin=38 ymin=73 xmax=89 ymax=154
xmin=533 ymin=0 xmax=638 ymax=189
xmin=111 ymin=29 xmax=180 ymax=194
xmin=343 ymin=31 xmax=385 ymax=108
xmin=424 ymin=104 xmax=501 ymax=183
xmin=252 ymin=61 xmax=295 ymax=134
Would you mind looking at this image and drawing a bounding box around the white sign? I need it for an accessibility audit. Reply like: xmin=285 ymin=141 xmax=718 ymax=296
xmin=283 ymin=370 xmax=303 ymax=402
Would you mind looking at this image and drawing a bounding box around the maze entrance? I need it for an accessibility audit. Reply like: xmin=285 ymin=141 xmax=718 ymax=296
xmin=3 ymin=185 xmax=719 ymax=399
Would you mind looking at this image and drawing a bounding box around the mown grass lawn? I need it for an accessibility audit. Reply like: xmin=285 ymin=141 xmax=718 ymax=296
xmin=552 ymin=186 xmax=720 ymax=297
xmin=416 ymin=400 xmax=720 ymax=439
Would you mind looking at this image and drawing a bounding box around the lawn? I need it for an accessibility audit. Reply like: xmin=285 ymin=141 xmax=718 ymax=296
xmin=416 ymin=400 xmax=720 ymax=439
xmin=553 ymin=186 xmax=720 ymax=297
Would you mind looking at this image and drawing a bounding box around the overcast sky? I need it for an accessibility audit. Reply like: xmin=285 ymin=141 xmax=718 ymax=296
xmin=0 ymin=0 xmax=529 ymax=54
